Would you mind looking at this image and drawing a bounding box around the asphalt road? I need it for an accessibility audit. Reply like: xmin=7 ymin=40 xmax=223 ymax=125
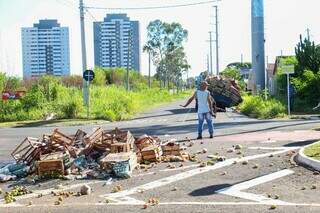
xmin=1 ymin=100 xmax=320 ymax=213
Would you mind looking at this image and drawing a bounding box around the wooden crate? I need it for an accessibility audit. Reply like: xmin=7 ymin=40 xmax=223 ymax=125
xmin=104 ymin=128 xmax=135 ymax=153
xmin=11 ymin=137 xmax=43 ymax=165
xmin=81 ymin=128 xmax=104 ymax=155
xmin=51 ymin=129 xmax=73 ymax=146
xmin=100 ymin=152 xmax=137 ymax=178
xmin=36 ymin=159 xmax=64 ymax=177
xmin=161 ymin=142 xmax=181 ymax=156
xmin=141 ymin=145 xmax=162 ymax=162
xmin=135 ymin=135 xmax=156 ymax=151
xmin=84 ymin=127 xmax=103 ymax=145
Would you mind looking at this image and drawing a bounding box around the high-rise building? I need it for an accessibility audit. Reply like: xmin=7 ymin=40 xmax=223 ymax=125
xmin=93 ymin=14 xmax=140 ymax=71
xmin=21 ymin=19 xmax=70 ymax=78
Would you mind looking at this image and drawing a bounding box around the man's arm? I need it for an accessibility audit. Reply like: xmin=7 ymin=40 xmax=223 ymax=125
xmin=180 ymin=91 xmax=196 ymax=107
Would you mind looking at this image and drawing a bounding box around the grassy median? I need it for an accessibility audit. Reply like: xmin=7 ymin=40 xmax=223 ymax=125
xmin=304 ymin=142 xmax=320 ymax=161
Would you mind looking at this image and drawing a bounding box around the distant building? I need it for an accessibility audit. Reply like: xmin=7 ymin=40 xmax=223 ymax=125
xmin=266 ymin=63 xmax=275 ymax=95
xmin=21 ymin=19 xmax=70 ymax=78
xmin=93 ymin=14 xmax=140 ymax=71
xmin=268 ymin=55 xmax=295 ymax=96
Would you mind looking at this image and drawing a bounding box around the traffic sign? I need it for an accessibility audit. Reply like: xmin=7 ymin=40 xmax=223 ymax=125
xmin=83 ymin=70 xmax=95 ymax=82
xmin=281 ymin=65 xmax=295 ymax=74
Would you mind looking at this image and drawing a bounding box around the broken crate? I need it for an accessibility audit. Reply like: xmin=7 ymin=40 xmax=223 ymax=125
xmin=141 ymin=145 xmax=163 ymax=162
xmin=100 ymin=151 xmax=137 ymax=178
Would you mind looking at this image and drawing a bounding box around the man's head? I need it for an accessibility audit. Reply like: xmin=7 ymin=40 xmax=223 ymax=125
xmin=200 ymin=81 xmax=209 ymax=90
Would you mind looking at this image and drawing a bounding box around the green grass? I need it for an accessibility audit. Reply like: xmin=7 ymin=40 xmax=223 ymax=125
xmin=0 ymin=86 xmax=192 ymax=126
xmin=0 ymin=119 xmax=111 ymax=128
xmin=237 ymin=95 xmax=286 ymax=119
xmin=304 ymin=142 xmax=320 ymax=161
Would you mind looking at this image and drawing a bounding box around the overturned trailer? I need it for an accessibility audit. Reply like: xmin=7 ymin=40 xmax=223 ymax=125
xmin=196 ymin=74 xmax=242 ymax=111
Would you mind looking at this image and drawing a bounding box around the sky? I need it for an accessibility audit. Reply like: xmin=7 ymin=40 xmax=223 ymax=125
xmin=0 ymin=0 xmax=320 ymax=78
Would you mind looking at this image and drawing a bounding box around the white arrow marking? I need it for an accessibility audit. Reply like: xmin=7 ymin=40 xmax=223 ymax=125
xmin=217 ymin=169 xmax=294 ymax=204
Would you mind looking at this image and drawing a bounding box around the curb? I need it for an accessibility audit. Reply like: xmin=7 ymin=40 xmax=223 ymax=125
xmin=296 ymin=141 xmax=320 ymax=171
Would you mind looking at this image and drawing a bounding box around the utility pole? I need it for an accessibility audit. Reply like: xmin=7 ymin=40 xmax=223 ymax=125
xmin=251 ymin=0 xmax=266 ymax=94
xmin=148 ymin=51 xmax=151 ymax=88
xmin=241 ymin=53 xmax=243 ymax=65
xmin=214 ymin=5 xmax=219 ymax=76
xmin=209 ymin=32 xmax=213 ymax=75
xmin=79 ymin=0 xmax=88 ymax=106
xmin=207 ymin=54 xmax=210 ymax=73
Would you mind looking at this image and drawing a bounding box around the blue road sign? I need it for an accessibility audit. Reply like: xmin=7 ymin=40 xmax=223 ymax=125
xmin=83 ymin=70 xmax=95 ymax=82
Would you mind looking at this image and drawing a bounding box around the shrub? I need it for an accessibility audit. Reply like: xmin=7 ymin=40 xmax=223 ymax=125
xmin=61 ymin=101 xmax=80 ymax=119
xmin=20 ymin=85 xmax=46 ymax=111
xmin=238 ymin=95 xmax=286 ymax=119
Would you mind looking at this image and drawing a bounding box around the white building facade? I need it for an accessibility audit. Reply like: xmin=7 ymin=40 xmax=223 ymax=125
xmin=94 ymin=14 xmax=140 ymax=71
xmin=21 ymin=19 xmax=70 ymax=79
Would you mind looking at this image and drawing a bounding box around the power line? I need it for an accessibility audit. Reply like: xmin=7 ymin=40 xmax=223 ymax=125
xmin=55 ymin=0 xmax=79 ymax=15
xmin=85 ymin=0 xmax=221 ymax=11
xmin=85 ymin=9 xmax=97 ymax=21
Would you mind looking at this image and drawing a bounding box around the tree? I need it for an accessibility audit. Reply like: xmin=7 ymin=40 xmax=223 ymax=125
xmin=221 ymin=67 xmax=241 ymax=81
xmin=144 ymin=20 xmax=188 ymax=89
xmin=295 ymin=34 xmax=320 ymax=76
xmin=0 ymin=72 xmax=6 ymax=92
xmin=226 ymin=62 xmax=252 ymax=70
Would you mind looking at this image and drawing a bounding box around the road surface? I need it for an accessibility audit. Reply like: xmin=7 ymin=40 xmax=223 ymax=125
xmin=0 ymin=100 xmax=320 ymax=213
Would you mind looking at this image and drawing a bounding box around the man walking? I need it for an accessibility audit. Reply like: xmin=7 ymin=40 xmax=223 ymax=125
xmin=181 ymin=81 xmax=216 ymax=139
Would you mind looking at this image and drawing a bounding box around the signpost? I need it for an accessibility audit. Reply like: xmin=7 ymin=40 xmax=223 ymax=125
xmin=281 ymin=65 xmax=294 ymax=116
xmin=83 ymin=69 xmax=95 ymax=119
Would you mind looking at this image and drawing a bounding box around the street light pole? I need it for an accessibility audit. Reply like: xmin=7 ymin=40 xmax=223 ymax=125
xmin=79 ymin=0 xmax=88 ymax=106
xmin=214 ymin=5 xmax=219 ymax=76
xmin=148 ymin=51 xmax=151 ymax=88
xmin=209 ymin=32 xmax=213 ymax=75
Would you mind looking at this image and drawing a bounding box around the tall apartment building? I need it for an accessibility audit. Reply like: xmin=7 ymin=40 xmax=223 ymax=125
xmin=21 ymin=19 xmax=70 ymax=78
xmin=93 ymin=14 xmax=140 ymax=72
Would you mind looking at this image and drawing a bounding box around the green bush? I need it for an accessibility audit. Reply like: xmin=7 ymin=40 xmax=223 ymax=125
xmin=20 ymin=85 xmax=46 ymax=111
xmin=238 ymin=95 xmax=286 ymax=119
xmin=291 ymin=70 xmax=320 ymax=106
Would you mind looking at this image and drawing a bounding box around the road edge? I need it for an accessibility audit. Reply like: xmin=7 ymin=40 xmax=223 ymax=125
xmin=296 ymin=140 xmax=320 ymax=171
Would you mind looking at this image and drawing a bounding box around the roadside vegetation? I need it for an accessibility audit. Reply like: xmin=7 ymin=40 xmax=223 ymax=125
xmin=231 ymin=33 xmax=320 ymax=119
xmin=237 ymin=94 xmax=286 ymax=119
xmin=0 ymin=68 xmax=191 ymax=123
xmin=304 ymin=142 xmax=320 ymax=161
xmin=274 ymin=35 xmax=320 ymax=113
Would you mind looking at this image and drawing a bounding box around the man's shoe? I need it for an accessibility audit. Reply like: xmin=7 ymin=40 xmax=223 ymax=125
xmin=210 ymin=134 xmax=213 ymax=138
xmin=197 ymin=135 xmax=202 ymax=140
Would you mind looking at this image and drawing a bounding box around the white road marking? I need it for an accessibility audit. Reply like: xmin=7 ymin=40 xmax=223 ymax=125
xmin=0 ymin=180 xmax=103 ymax=205
xmin=101 ymin=147 xmax=298 ymax=201
xmin=106 ymin=196 xmax=145 ymax=205
xmin=134 ymin=172 xmax=156 ymax=177
xmin=159 ymin=164 xmax=198 ymax=172
xmin=2 ymin=202 xmax=320 ymax=208
xmin=217 ymin=169 xmax=294 ymax=204
xmin=259 ymin=140 xmax=277 ymax=144
xmin=249 ymin=146 xmax=300 ymax=150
